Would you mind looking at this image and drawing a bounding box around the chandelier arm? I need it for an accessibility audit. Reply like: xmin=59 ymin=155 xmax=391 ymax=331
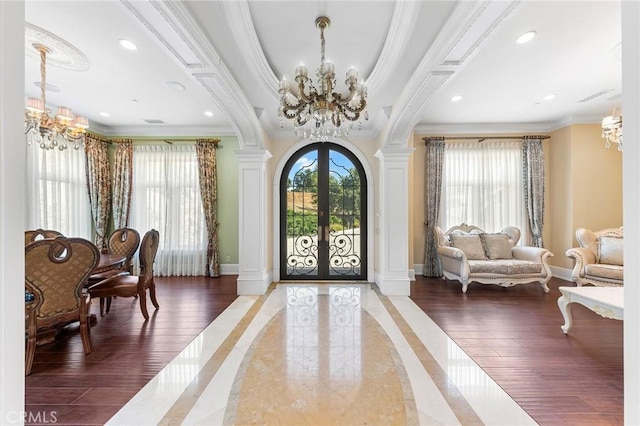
xmin=283 ymin=105 xmax=307 ymax=121
xmin=297 ymin=81 xmax=314 ymax=104
xmin=332 ymin=90 xmax=367 ymax=114
xmin=281 ymin=99 xmax=306 ymax=116
xmin=343 ymin=111 xmax=360 ymax=121
xmin=342 ymin=102 xmax=367 ymax=114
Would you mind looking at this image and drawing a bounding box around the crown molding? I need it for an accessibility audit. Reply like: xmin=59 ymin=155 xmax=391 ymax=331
xmin=120 ymin=0 xmax=265 ymax=149
xmin=365 ymin=0 xmax=422 ymax=93
xmin=220 ymin=1 xmax=279 ymax=99
xmin=95 ymin=124 xmax=235 ymax=138
xmin=414 ymin=114 xmax=605 ymax=136
xmin=547 ymin=114 xmax=602 ymax=131
xmin=194 ymin=72 xmax=264 ymax=148
xmin=120 ymin=0 xmax=208 ymax=68
xmin=414 ymin=122 xmax=555 ymax=135
xmin=437 ymin=1 xmax=520 ymax=66
xmin=385 ymin=1 xmax=521 ymax=146
xmin=385 ymin=71 xmax=453 ymax=145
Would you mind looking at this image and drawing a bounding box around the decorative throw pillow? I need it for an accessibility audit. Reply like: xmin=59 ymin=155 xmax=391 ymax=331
xmin=450 ymin=234 xmax=487 ymax=260
xmin=598 ymin=236 xmax=623 ymax=266
xmin=480 ymin=233 xmax=513 ymax=259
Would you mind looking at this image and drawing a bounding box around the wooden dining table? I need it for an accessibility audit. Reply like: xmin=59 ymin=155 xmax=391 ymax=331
xmin=94 ymin=253 xmax=127 ymax=274
xmin=84 ymin=253 xmax=128 ymax=325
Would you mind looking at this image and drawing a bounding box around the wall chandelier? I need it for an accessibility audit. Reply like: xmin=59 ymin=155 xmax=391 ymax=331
xmin=602 ymin=110 xmax=622 ymax=152
xmin=278 ymin=16 xmax=368 ymax=142
xmin=25 ymin=44 xmax=89 ymax=150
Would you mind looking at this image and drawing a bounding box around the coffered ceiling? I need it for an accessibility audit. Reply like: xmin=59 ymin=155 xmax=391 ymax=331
xmin=24 ymin=1 xmax=622 ymax=146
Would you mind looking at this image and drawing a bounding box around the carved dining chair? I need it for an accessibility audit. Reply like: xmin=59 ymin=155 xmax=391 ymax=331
xmin=24 ymin=229 xmax=63 ymax=245
xmin=25 ymin=237 xmax=100 ymax=375
xmin=24 ymin=230 xmax=65 ymax=304
xmin=87 ymin=227 xmax=141 ymax=314
xmin=88 ymin=229 xmax=160 ymax=320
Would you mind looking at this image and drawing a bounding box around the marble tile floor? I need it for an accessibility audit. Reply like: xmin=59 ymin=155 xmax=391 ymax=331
xmin=107 ymin=284 xmax=535 ymax=425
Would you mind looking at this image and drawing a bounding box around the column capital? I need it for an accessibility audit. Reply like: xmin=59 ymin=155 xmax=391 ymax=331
xmin=374 ymin=147 xmax=415 ymax=161
xmin=235 ymin=148 xmax=272 ymax=162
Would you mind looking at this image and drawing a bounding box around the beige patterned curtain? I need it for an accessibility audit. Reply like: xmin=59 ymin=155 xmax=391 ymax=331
xmin=522 ymin=136 xmax=546 ymax=247
xmin=112 ymin=139 xmax=133 ymax=229
xmin=196 ymin=139 xmax=221 ymax=277
xmin=84 ymin=133 xmax=112 ymax=250
xmin=423 ymin=137 xmax=445 ymax=277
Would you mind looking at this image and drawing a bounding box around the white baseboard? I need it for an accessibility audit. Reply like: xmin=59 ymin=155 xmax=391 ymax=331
xmin=409 ymin=269 xmax=416 ymax=281
xmin=551 ymin=265 xmax=574 ymax=283
xmin=220 ymin=263 xmax=239 ymax=275
xmin=413 ymin=264 xmax=423 ymax=278
xmin=237 ymin=270 xmax=272 ymax=295
xmin=374 ymin=272 xmax=411 ymax=296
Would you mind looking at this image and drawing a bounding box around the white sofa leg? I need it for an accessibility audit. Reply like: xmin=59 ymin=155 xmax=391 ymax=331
xmin=540 ymin=280 xmax=550 ymax=293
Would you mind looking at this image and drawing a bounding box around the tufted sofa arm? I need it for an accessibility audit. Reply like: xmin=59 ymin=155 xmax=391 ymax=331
xmin=566 ymin=227 xmax=623 ymax=286
xmin=436 ymin=246 xmax=470 ymax=282
xmin=566 ymin=246 xmax=597 ymax=281
xmin=512 ymin=246 xmax=553 ymax=263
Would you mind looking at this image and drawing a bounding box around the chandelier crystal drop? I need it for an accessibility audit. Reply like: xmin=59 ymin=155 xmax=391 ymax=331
xmin=278 ymin=16 xmax=368 ymax=142
xmin=25 ymin=44 xmax=89 ymax=151
xmin=602 ymin=110 xmax=623 ymax=152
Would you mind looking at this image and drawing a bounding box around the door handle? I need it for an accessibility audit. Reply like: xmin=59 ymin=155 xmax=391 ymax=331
xmin=324 ymin=225 xmax=330 ymax=242
xmin=318 ymin=225 xmax=323 ymax=242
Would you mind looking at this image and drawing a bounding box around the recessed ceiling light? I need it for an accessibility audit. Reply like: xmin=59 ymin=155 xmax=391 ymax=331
xmin=543 ymin=93 xmax=557 ymax=101
xmin=99 ymin=112 xmax=110 ymax=117
xmin=451 ymin=95 xmax=463 ymax=102
xmin=119 ymin=39 xmax=137 ymax=51
xmin=166 ymin=81 xmax=186 ymax=91
xmin=516 ymin=31 xmax=537 ymax=44
xmin=204 ymin=111 xmax=214 ymax=117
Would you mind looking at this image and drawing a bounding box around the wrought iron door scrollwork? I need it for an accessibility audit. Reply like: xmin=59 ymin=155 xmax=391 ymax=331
xmin=328 ymin=232 xmax=361 ymax=275
xmin=286 ymin=234 xmax=319 ymax=275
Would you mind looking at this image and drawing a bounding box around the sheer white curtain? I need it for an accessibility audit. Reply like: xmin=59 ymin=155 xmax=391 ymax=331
xmin=25 ymin=145 xmax=92 ymax=239
xmin=439 ymin=140 xmax=530 ymax=244
xmin=130 ymin=144 xmax=207 ymax=276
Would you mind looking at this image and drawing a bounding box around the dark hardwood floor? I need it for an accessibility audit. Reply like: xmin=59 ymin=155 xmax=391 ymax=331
xmin=25 ymin=276 xmax=238 ymax=425
xmin=24 ymin=275 xmax=623 ymax=425
xmin=412 ymin=276 xmax=623 ymax=426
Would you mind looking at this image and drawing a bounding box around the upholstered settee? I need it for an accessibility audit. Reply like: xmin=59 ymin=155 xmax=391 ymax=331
xmin=434 ymin=224 xmax=554 ymax=293
xmin=566 ymin=227 xmax=623 ymax=287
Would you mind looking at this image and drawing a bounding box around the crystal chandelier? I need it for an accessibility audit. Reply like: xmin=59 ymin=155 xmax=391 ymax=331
xmin=278 ymin=16 xmax=368 ymax=142
xmin=602 ymin=110 xmax=623 ymax=151
xmin=25 ymin=44 xmax=89 ymax=150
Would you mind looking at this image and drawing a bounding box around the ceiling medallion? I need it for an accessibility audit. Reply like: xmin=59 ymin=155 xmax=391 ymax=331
xmin=278 ymin=16 xmax=368 ymax=141
xmin=25 ymin=23 xmax=90 ymax=71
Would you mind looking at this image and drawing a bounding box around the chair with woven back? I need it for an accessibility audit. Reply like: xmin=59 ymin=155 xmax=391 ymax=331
xmin=25 ymin=236 xmax=100 ymax=375
xmin=88 ymin=227 xmax=141 ymax=315
xmin=88 ymin=229 xmax=160 ymax=320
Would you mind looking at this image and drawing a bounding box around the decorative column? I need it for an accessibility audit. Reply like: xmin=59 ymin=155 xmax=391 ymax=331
xmin=0 ymin=0 xmax=26 ymax=418
xmin=374 ymin=147 xmax=414 ymax=296
xmin=236 ymin=149 xmax=272 ymax=295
